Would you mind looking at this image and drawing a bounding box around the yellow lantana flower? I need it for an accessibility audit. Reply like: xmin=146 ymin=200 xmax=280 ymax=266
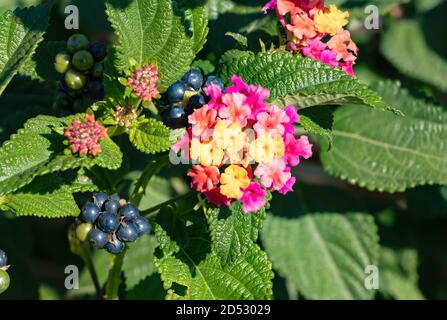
xmin=213 ymin=120 xmax=247 ymax=164
xmin=248 ymin=133 xmax=285 ymax=164
xmin=190 ymin=138 xmax=224 ymax=167
xmin=220 ymin=165 xmax=250 ymax=199
xmin=314 ymin=5 xmax=349 ymax=36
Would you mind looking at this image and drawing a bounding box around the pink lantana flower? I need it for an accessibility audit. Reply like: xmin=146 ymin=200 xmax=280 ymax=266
xmin=254 ymin=158 xmax=292 ymax=191
xmin=64 ymin=114 xmax=108 ymax=156
xmin=219 ymin=93 xmax=251 ymax=127
xmin=283 ymin=133 xmax=313 ymax=166
xmin=240 ymin=182 xmax=267 ymax=213
xmin=286 ymin=9 xmax=317 ymax=40
xmin=253 ymin=105 xmax=290 ymax=136
xmin=262 ymin=0 xmax=277 ymax=13
xmin=204 ymin=187 xmax=231 ymax=207
xmin=283 ymin=106 xmax=300 ymax=135
xmin=320 ymin=50 xmax=339 ymax=67
xmin=226 ymin=76 xmax=269 ymax=119
xmin=188 ymin=104 xmax=218 ymax=141
xmin=187 ymin=165 xmax=220 ymax=192
xmin=127 ymin=64 xmax=160 ymax=101
xmin=203 ymin=83 xmax=225 ymax=110
xmin=302 ymin=37 xmax=326 ymax=60
xmin=278 ymin=176 xmax=296 ymax=195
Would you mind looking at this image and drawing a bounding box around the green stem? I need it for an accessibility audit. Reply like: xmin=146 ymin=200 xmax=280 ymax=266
xmin=104 ymin=248 xmax=127 ymax=300
xmin=141 ymin=191 xmax=195 ymax=218
xmin=130 ymin=154 xmax=170 ymax=206
xmin=80 ymin=243 xmax=102 ymax=300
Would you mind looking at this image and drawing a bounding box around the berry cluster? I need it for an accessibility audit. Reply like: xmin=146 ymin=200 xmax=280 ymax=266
xmin=54 ymin=34 xmax=107 ymax=111
xmin=263 ymin=0 xmax=358 ymax=76
xmin=76 ymin=192 xmax=151 ymax=254
xmin=0 ymin=249 xmax=10 ymax=294
xmin=159 ymin=68 xmax=224 ymax=129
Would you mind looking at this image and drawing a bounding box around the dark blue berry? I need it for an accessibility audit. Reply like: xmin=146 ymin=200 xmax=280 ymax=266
xmin=161 ymin=105 xmax=187 ymax=129
xmin=120 ymin=204 xmax=140 ymax=221
xmin=109 ymin=194 xmax=120 ymax=202
xmin=186 ymin=94 xmax=206 ymax=115
xmin=182 ymin=69 xmax=203 ymax=90
xmin=86 ymin=79 xmax=105 ymax=101
xmin=105 ymin=239 xmax=125 ymax=254
xmin=166 ymin=81 xmax=186 ymax=103
xmin=97 ymin=212 xmax=120 ymax=233
xmin=104 ymin=199 xmax=120 ymax=213
xmin=89 ymin=42 xmax=107 ymax=62
xmin=92 ymin=192 xmax=108 ymax=209
xmin=0 ymin=250 xmax=7 ymax=267
xmin=88 ymin=229 xmax=108 ymax=248
xmin=133 ymin=216 xmax=151 ymax=236
xmin=80 ymin=203 xmax=101 ymax=223
xmin=116 ymin=223 xmax=138 ymax=242
xmin=203 ymin=75 xmax=224 ymax=91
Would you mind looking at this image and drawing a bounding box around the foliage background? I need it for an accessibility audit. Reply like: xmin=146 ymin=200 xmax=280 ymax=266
xmin=0 ymin=0 xmax=446 ymax=299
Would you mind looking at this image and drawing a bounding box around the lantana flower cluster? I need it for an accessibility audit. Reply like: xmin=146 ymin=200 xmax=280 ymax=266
xmin=263 ymin=0 xmax=358 ymax=76
xmin=64 ymin=114 xmax=108 ymax=156
xmin=172 ymin=76 xmax=313 ymax=213
xmin=127 ymin=64 xmax=160 ymax=101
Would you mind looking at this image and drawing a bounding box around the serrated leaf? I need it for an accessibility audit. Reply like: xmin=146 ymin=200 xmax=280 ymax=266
xmin=4 ymin=174 xmax=79 ymax=218
xmin=207 ymin=201 xmax=266 ymax=266
xmin=225 ymin=32 xmax=248 ymax=47
xmin=179 ymin=0 xmax=209 ymax=54
xmin=299 ymin=106 xmax=334 ymax=146
xmin=0 ymin=2 xmax=52 ymax=95
xmin=93 ymin=137 xmax=123 ymax=170
xmin=380 ymin=247 xmax=424 ymax=300
xmin=129 ymin=118 xmax=173 ymax=154
xmin=320 ymin=81 xmax=447 ymax=192
xmin=123 ymin=235 xmax=158 ymax=290
xmin=219 ymin=51 xmax=395 ymax=112
xmin=154 ymin=207 xmax=273 ymax=299
xmin=20 ymin=40 xmax=66 ymax=81
xmin=105 ymin=0 xmax=207 ymax=88
xmin=381 ymin=20 xmax=447 ymax=92
xmin=262 ymin=212 xmax=379 ymax=300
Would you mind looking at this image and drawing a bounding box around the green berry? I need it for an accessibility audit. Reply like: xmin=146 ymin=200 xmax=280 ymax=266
xmin=72 ymin=50 xmax=94 ymax=72
xmin=54 ymin=52 xmax=72 ymax=74
xmin=0 ymin=269 xmax=10 ymax=294
xmin=90 ymin=62 xmax=103 ymax=78
xmin=64 ymin=69 xmax=87 ymax=90
xmin=76 ymin=223 xmax=93 ymax=242
xmin=67 ymin=34 xmax=90 ymax=53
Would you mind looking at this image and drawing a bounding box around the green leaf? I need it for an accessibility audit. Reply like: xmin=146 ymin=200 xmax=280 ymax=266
xmin=123 ymin=235 xmax=158 ymax=291
xmin=20 ymin=40 xmax=66 ymax=81
xmin=0 ymin=2 xmax=52 ymax=95
xmin=320 ymin=81 xmax=447 ymax=192
xmin=3 ymin=174 xmax=79 ymax=218
xmin=129 ymin=118 xmax=173 ymax=154
xmin=225 ymin=32 xmax=248 ymax=47
xmin=219 ymin=51 xmax=395 ymax=112
xmin=205 ymin=0 xmax=235 ymax=20
xmin=381 ymin=20 xmax=447 ymax=92
xmin=93 ymin=137 xmax=123 ymax=170
xmin=180 ymin=0 xmax=209 ymax=54
xmin=105 ymin=0 xmax=207 ymax=88
xmin=380 ymin=247 xmax=424 ymax=300
xmin=207 ymin=201 xmax=266 ymax=266
xmin=299 ymin=106 xmax=334 ymax=146
xmin=0 ymin=130 xmax=53 ymax=195
xmin=262 ymin=213 xmax=379 ymax=300
xmin=154 ymin=207 xmax=273 ymax=299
